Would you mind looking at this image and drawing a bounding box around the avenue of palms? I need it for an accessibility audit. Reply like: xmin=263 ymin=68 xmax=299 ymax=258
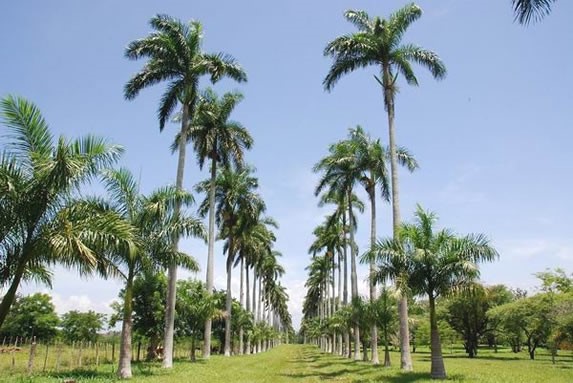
xmin=1 ymin=2 xmax=571 ymax=383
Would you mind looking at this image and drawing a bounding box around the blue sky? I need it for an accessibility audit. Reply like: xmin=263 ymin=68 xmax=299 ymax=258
xmin=2 ymin=0 xmax=572 ymax=329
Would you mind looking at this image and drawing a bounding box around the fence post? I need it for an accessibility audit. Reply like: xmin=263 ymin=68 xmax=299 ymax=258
xmin=78 ymin=341 xmax=83 ymax=368
xmin=111 ymin=342 xmax=116 ymax=372
xmin=137 ymin=341 xmax=141 ymax=362
xmin=95 ymin=342 xmax=100 ymax=369
xmin=55 ymin=341 xmax=62 ymax=372
xmin=27 ymin=337 xmax=37 ymax=375
xmin=11 ymin=336 xmax=18 ymax=370
xmin=42 ymin=342 xmax=49 ymax=372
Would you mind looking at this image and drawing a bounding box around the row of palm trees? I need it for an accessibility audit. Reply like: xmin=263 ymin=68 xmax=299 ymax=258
xmin=122 ymin=14 xmax=293 ymax=371
xmin=319 ymin=3 xmax=446 ymax=371
xmin=300 ymin=3 xmax=502 ymax=380
xmin=1 ymin=12 xmax=293 ymax=380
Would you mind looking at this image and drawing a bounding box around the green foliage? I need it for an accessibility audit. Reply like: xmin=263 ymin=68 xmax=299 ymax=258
xmin=513 ymin=0 xmax=557 ymax=25
xmin=488 ymin=293 xmax=555 ymax=358
xmin=60 ymin=310 xmax=106 ymax=343
xmin=175 ymin=279 xmax=221 ymax=339
xmin=0 ymin=95 xmax=133 ymax=328
xmin=0 ymin=293 xmax=58 ymax=340
xmin=442 ymin=284 xmax=513 ymax=357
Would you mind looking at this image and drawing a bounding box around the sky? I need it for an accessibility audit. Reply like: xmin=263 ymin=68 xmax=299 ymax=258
xmin=1 ymin=0 xmax=572 ymax=330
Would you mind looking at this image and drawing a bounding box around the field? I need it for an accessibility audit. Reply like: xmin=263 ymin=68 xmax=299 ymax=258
xmin=1 ymin=344 xmax=572 ymax=382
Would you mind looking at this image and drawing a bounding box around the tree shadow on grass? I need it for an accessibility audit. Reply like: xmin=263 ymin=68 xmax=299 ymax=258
xmin=353 ymin=372 xmax=467 ymax=383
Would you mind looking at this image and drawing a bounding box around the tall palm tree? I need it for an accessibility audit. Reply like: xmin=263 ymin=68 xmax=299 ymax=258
xmin=367 ymin=205 xmax=498 ymax=379
xmin=196 ymin=166 xmax=265 ymax=356
xmin=314 ymin=139 xmax=364 ymax=359
xmin=349 ymin=126 xmax=417 ymax=364
xmin=237 ymin=216 xmax=277 ymax=353
xmin=0 ymin=95 xmax=133 ymax=328
xmin=513 ymin=0 xmax=557 ymax=25
xmin=102 ymin=169 xmax=204 ymax=378
xmin=323 ymin=4 xmax=446 ymax=370
xmin=124 ymin=14 xmax=247 ymax=365
xmin=178 ymin=88 xmax=253 ymax=355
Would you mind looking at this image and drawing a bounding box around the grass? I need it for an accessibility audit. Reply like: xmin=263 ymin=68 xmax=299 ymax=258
xmin=1 ymin=344 xmax=572 ymax=382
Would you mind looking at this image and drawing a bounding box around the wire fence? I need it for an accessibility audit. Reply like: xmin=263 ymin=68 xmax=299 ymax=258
xmin=0 ymin=336 xmax=202 ymax=376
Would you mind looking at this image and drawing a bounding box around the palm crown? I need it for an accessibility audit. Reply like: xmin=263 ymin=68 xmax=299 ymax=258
xmin=124 ymin=14 xmax=247 ymax=130
xmin=323 ymin=4 xmax=446 ymax=106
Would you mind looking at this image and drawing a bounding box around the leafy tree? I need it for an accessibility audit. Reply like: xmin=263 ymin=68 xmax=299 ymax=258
xmin=324 ymin=5 xmax=446 ymax=370
xmin=124 ymin=14 xmax=246 ymax=366
xmin=175 ymin=279 xmax=222 ymax=361
xmin=488 ymin=293 xmax=554 ymax=359
xmin=366 ymin=205 xmax=497 ymax=379
xmin=60 ymin=310 xmax=106 ymax=343
xmin=110 ymin=271 xmax=168 ymax=361
xmin=513 ymin=0 xmax=557 ymax=25
xmin=0 ymin=293 xmax=58 ymax=340
xmin=0 ymin=96 xmax=133 ymax=329
xmin=443 ymin=284 xmax=512 ymax=357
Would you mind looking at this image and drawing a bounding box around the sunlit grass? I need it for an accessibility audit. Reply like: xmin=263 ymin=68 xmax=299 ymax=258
xmin=1 ymin=344 xmax=572 ymax=382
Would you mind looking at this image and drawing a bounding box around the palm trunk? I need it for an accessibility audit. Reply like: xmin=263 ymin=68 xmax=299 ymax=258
xmin=245 ymin=264 xmax=251 ymax=355
xmin=383 ymin=66 xmax=413 ymax=371
xmin=384 ymin=326 xmax=391 ymax=367
xmin=348 ymin=190 xmax=360 ymax=361
xmin=429 ymin=296 xmax=446 ymax=379
xmin=203 ymin=155 xmax=218 ymax=359
xmin=190 ymin=337 xmax=196 ymax=362
xmin=369 ymin=182 xmax=380 ymax=365
xmin=0 ymin=257 xmax=28 ymax=328
xmin=224 ymin=239 xmax=235 ymax=357
xmin=163 ymin=103 xmax=189 ymax=368
xmin=118 ymin=270 xmax=134 ymax=379
xmin=239 ymin=258 xmax=245 ymax=355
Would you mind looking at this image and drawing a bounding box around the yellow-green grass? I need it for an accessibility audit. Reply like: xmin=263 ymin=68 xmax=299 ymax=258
xmin=2 ymin=344 xmax=572 ymax=382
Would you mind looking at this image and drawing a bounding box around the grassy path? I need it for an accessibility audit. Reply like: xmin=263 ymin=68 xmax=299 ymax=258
xmin=3 ymin=344 xmax=573 ymax=382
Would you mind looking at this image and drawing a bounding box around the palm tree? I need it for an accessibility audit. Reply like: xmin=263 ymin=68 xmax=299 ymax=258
xmin=176 ymin=88 xmax=253 ymax=355
xmin=314 ymin=139 xmax=364 ymax=360
xmin=350 ymin=126 xmax=417 ymax=364
xmin=196 ymin=166 xmax=265 ymax=356
xmin=513 ymin=0 xmax=557 ymax=24
xmin=367 ymin=205 xmax=498 ymax=379
xmin=236 ymin=216 xmax=277 ymax=353
xmin=0 ymin=95 xmax=133 ymax=328
xmin=102 ymin=169 xmax=204 ymax=378
xmin=323 ymin=4 xmax=446 ymax=370
xmin=124 ymin=14 xmax=247 ymax=365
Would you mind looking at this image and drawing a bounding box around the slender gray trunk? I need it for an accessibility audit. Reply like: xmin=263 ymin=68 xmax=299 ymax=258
xmin=163 ymin=102 xmax=189 ymax=368
xmin=383 ymin=65 xmax=412 ymax=371
xmin=429 ymin=296 xmax=446 ymax=379
xmin=224 ymin=240 xmax=234 ymax=357
xmin=348 ymin=191 xmax=360 ymax=361
xmin=369 ymin=183 xmax=380 ymax=365
xmin=203 ymin=155 xmax=218 ymax=359
xmin=245 ymin=265 xmax=251 ymax=354
xmin=239 ymin=258 xmax=244 ymax=354
xmin=118 ymin=271 xmax=134 ymax=378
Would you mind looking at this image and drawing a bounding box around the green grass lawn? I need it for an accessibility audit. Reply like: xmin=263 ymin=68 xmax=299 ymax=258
xmin=2 ymin=344 xmax=572 ymax=382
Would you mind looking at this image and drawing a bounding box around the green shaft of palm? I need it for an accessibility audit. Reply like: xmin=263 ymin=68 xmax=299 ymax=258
xmin=203 ymin=155 xmax=217 ymax=358
xmin=163 ymin=103 xmax=189 ymax=368
xmin=383 ymin=64 xmax=413 ymax=371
